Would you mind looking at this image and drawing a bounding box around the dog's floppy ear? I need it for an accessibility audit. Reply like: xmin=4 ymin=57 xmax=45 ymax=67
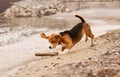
xmin=40 ymin=33 xmax=48 ymax=39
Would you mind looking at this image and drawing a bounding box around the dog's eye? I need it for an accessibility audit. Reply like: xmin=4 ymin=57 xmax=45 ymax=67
xmin=51 ymin=41 xmax=55 ymax=43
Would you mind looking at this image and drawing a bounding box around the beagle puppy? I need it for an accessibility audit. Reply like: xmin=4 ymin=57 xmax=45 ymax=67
xmin=41 ymin=15 xmax=94 ymax=52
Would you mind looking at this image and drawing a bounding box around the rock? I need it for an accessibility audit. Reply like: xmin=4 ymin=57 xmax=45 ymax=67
xmin=2 ymin=0 xmax=71 ymax=18
xmin=44 ymin=9 xmax=57 ymax=16
xmin=0 ymin=12 xmax=5 ymax=16
xmin=15 ymin=6 xmax=32 ymax=17
xmin=64 ymin=8 xmax=71 ymax=12
xmin=49 ymin=4 xmax=56 ymax=9
xmin=4 ymin=8 xmax=14 ymax=18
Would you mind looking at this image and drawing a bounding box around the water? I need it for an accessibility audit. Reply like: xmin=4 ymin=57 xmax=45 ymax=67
xmin=0 ymin=17 xmax=46 ymax=46
xmin=0 ymin=16 xmax=70 ymax=47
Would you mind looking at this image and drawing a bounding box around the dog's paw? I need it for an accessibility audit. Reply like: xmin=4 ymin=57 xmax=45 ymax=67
xmin=58 ymin=49 xmax=69 ymax=55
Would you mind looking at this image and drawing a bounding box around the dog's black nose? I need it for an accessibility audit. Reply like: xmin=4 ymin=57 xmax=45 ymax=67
xmin=49 ymin=46 xmax=52 ymax=49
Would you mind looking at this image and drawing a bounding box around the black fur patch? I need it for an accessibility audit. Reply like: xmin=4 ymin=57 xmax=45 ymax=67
xmin=60 ymin=22 xmax=83 ymax=40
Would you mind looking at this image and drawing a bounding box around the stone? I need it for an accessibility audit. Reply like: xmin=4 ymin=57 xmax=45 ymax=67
xmin=2 ymin=0 xmax=71 ymax=18
xmin=44 ymin=9 xmax=57 ymax=16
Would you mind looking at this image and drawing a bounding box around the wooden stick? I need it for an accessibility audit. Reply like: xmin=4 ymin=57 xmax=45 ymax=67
xmin=35 ymin=52 xmax=59 ymax=56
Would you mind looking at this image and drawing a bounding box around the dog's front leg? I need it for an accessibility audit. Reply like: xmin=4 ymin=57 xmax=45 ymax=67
xmin=61 ymin=42 xmax=73 ymax=51
xmin=66 ymin=43 xmax=73 ymax=50
xmin=59 ymin=48 xmax=70 ymax=54
xmin=61 ymin=42 xmax=66 ymax=51
xmin=59 ymin=44 xmax=72 ymax=54
xmin=61 ymin=47 xmax=65 ymax=51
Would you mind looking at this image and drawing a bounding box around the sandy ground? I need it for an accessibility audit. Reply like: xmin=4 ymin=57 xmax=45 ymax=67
xmin=0 ymin=9 xmax=120 ymax=77
xmin=6 ymin=29 xmax=120 ymax=77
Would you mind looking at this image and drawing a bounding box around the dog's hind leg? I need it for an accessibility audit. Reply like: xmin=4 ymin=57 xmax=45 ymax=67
xmin=85 ymin=35 xmax=88 ymax=42
xmin=84 ymin=26 xmax=94 ymax=46
xmin=86 ymin=32 xmax=94 ymax=47
xmin=90 ymin=36 xmax=94 ymax=47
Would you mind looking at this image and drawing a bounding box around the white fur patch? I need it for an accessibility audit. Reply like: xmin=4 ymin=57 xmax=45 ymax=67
xmin=59 ymin=49 xmax=69 ymax=54
xmin=61 ymin=42 xmax=66 ymax=47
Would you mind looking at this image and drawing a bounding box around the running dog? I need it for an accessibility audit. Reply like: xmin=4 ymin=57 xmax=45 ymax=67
xmin=40 ymin=15 xmax=94 ymax=52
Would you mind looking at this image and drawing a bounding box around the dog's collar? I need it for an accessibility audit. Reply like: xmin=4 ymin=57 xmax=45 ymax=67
xmin=58 ymin=35 xmax=63 ymax=45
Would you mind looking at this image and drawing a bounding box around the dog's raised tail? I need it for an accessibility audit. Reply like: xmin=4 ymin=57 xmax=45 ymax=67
xmin=75 ymin=15 xmax=85 ymax=23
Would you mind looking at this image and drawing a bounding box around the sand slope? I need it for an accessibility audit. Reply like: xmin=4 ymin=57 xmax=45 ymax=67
xmin=6 ymin=29 xmax=120 ymax=77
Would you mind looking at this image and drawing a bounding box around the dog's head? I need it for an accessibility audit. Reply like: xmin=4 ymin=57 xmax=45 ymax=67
xmin=40 ymin=33 xmax=61 ymax=49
